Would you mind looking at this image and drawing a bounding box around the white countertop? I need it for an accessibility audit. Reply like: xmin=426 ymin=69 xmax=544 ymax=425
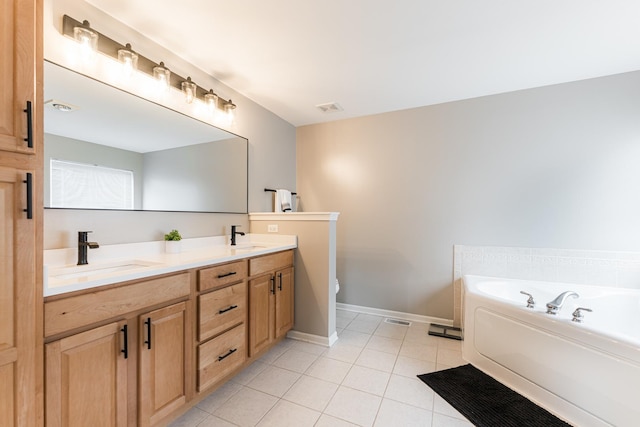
xmin=44 ymin=234 xmax=297 ymax=297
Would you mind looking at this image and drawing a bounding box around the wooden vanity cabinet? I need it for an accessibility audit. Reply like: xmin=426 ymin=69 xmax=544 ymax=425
xmin=43 ymin=250 xmax=295 ymax=425
xmin=44 ymin=273 xmax=190 ymax=427
xmin=1 ymin=0 xmax=43 ymax=425
xmin=248 ymin=251 xmax=294 ymax=357
xmin=1 ymin=0 xmax=39 ymax=156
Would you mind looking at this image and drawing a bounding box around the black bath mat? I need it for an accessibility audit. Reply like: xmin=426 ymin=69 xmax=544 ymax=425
xmin=417 ymin=364 xmax=572 ymax=427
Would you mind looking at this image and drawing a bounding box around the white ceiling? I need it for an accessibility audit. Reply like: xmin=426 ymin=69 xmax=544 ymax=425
xmin=86 ymin=0 xmax=640 ymax=127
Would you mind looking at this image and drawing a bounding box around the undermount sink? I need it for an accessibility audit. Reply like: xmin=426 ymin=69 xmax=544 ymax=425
xmin=49 ymin=260 xmax=161 ymax=281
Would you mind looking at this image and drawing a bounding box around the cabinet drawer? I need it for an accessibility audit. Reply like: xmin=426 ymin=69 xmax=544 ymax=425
xmin=199 ymin=282 xmax=246 ymax=341
xmin=198 ymin=323 xmax=246 ymax=392
xmin=199 ymin=260 xmax=247 ymax=292
xmin=45 ymin=272 xmax=191 ymax=337
xmin=249 ymin=250 xmax=293 ymax=276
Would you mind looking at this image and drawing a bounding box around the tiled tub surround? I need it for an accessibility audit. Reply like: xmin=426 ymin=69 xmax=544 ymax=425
xmin=170 ymin=309 xmax=471 ymax=427
xmin=463 ymin=275 xmax=640 ymax=427
xmin=43 ymin=233 xmax=296 ymax=296
xmin=453 ymin=245 xmax=640 ymax=326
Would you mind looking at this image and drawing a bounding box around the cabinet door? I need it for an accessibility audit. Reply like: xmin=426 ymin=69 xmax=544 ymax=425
xmin=139 ymin=302 xmax=187 ymax=427
xmin=45 ymin=321 xmax=128 ymax=427
xmin=0 ymin=0 xmax=37 ymax=154
xmin=0 ymin=166 xmax=36 ymax=426
xmin=275 ymin=267 xmax=294 ymax=339
xmin=249 ymin=274 xmax=275 ymax=356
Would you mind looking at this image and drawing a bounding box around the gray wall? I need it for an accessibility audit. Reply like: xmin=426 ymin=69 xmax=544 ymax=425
xmin=43 ymin=0 xmax=296 ymax=249
xmin=296 ymin=71 xmax=640 ymax=320
xmin=142 ymin=138 xmax=247 ymax=212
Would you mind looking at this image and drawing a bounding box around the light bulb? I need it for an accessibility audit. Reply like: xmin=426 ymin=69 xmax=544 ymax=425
xmin=153 ymin=62 xmax=171 ymax=92
xmin=182 ymin=77 xmax=197 ymax=104
xmin=224 ymin=100 xmax=236 ymax=123
xmin=117 ymin=44 xmax=138 ymax=78
xmin=73 ymin=21 xmax=98 ymax=61
xmin=204 ymin=90 xmax=219 ymax=114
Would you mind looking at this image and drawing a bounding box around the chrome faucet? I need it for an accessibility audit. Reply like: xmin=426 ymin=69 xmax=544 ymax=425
xmin=519 ymin=291 xmax=535 ymax=308
xmin=77 ymin=231 xmax=99 ymax=265
xmin=546 ymin=291 xmax=579 ymax=315
xmin=230 ymin=225 xmax=245 ymax=246
xmin=572 ymin=307 xmax=593 ymax=323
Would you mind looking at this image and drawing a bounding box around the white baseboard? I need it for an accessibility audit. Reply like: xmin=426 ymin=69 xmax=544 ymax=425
xmin=336 ymin=302 xmax=453 ymax=327
xmin=286 ymin=330 xmax=339 ymax=347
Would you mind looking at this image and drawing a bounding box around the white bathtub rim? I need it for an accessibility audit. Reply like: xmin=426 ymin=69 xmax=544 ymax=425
xmin=463 ymin=274 xmax=640 ymax=356
xmin=462 ymin=274 xmax=639 ymax=427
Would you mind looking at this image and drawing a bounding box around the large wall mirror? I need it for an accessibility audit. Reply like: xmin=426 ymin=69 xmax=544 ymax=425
xmin=44 ymin=61 xmax=248 ymax=213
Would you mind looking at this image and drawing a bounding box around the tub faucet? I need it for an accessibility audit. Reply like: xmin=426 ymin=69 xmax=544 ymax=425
xmin=77 ymin=231 xmax=99 ymax=265
xmin=546 ymin=291 xmax=579 ymax=315
xmin=230 ymin=225 xmax=245 ymax=246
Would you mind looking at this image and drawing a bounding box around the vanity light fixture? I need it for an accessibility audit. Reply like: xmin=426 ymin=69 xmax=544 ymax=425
xmin=62 ymin=14 xmax=237 ymax=115
xmin=181 ymin=77 xmax=197 ymax=104
xmin=72 ymin=20 xmax=98 ymax=59
xmin=117 ymin=43 xmax=138 ymax=77
xmin=153 ymin=62 xmax=171 ymax=91
xmin=204 ymin=89 xmax=219 ymax=113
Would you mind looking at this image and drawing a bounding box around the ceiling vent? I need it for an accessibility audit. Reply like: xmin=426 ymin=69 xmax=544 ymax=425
xmin=316 ymin=102 xmax=343 ymax=113
xmin=45 ymin=99 xmax=79 ymax=112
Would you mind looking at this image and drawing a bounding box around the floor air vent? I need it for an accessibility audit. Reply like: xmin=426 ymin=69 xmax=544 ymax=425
xmin=384 ymin=318 xmax=411 ymax=326
xmin=428 ymin=323 xmax=462 ymax=340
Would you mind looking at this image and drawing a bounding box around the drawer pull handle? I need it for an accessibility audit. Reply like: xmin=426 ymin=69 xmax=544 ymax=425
xmin=218 ymin=348 xmax=237 ymax=361
xmin=121 ymin=324 xmax=128 ymax=359
xmin=278 ymin=272 xmax=283 ymax=291
xmin=217 ymin=271 xmax=237 ymax=279
xmin=24 ymin=101 xmax=33 ymax=148
xmin=144 ymin=317 xmax=152 ymax=350
xmin=219 ymin=305 xmax=238 ymax=314
xmin=270 ymin=276 xmax=276 ymax=295
xmin=23 ymin=173 xmax=33 ymax=219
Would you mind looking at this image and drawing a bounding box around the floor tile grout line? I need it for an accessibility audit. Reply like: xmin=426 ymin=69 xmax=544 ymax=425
xmin=172 ymin=310 xmax=468 ymax=427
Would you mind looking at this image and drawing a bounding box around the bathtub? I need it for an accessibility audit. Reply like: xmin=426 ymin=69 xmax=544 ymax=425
xmin=462 ymin=275 xmax=640 ymax=427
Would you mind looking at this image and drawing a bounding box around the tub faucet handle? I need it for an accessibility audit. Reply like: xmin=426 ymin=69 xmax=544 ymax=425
xmin=571 ymin=307 xmax=593 ymax=323
xmin=519 ymin=291 xmax=535 ymax=308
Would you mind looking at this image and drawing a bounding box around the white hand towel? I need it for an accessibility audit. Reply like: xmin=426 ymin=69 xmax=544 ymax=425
xmin=275 ymin=189 xmax=292 ymax=212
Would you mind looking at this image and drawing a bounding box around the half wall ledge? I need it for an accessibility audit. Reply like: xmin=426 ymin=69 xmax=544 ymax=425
xmin=249 ymin=212 xmax=340 ymax=345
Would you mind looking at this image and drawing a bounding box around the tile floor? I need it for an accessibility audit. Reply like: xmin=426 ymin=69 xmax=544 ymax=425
xmin=169 ymin=310 xmax=473 ymax=427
